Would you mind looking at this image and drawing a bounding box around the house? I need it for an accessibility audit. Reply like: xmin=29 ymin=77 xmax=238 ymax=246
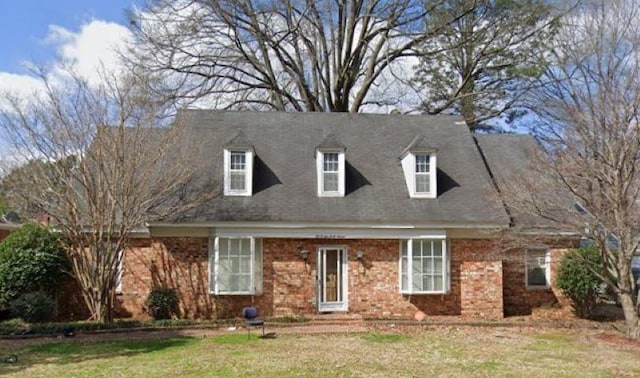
xmin=0 ymin=214 xmax=20 ymax=243
xmin=115 ymin=111 xmax=576 ymax=320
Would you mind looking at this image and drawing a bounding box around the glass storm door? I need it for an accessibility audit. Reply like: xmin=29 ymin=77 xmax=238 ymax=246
xmin=317 ymin=247 xmax=348 ymax=312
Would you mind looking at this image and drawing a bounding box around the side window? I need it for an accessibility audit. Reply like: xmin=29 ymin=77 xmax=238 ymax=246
xmin=526 ymin=248 xmax=550 ymax=289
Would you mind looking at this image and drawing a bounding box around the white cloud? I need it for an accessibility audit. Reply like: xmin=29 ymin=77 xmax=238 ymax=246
xmin=0 ymin=19 xmax=131 ymax=98
xmin=47 ymin=20 xmax=131 ymax=84
xmin=0 ymin=72 xmax=43 ymax=104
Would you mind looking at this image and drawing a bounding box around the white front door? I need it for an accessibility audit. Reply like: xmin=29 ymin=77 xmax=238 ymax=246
xmin=317 ymin=247 xmax=348 ymax=312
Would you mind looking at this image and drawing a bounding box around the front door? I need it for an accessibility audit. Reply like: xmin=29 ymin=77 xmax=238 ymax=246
xmin=317 ymin=247 xmax=348 ymax=312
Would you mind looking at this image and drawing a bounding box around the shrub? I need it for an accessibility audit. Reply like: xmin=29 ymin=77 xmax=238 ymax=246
xmin=10 ymin=292 xmax=56 ymax=323
xmin=146 ymin=287 xmax=180 ymax=320
xmin=556 ymin=246 xmax=603 ymax=319
xmin=0 ymin=223 xmax=69 ymax=305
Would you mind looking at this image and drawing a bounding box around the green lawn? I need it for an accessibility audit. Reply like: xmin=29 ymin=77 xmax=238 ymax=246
xmin=0 ymin=328 xmax=638 ymax=377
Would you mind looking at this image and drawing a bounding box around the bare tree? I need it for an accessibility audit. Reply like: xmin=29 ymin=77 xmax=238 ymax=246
xmin=126 ymin=0 xmax=455 ymax=113
xmin=505 ymin=0 xmax=640 ymax=338
xmin=0 ymin=65 xmax=208 ymax=322
xmin=413 ymin=0 xmax=568 ymax=131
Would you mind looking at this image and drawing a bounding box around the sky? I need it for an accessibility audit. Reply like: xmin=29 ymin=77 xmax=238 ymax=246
xmin=0 ymin=0 xmax=135 ymax=73
xmin=0 ymin=0 xmax=137 ymax=100
xmin=0 ymin=1 xmax=138 ymax=170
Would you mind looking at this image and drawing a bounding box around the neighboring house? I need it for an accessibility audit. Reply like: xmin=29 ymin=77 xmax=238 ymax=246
xmin=116 ymin=111 xmax=576 ymax=320
xmin=0 ymin=215 xmax=20 ymax=243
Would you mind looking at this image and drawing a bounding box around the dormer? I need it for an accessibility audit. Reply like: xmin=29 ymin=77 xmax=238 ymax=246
xmin=223 ymin=131 xmax=254 ymax=196
xmin=316 ymin=133 xmax=346 ymax=197
xmin=400 ymin=135 xmax=438 ymax=198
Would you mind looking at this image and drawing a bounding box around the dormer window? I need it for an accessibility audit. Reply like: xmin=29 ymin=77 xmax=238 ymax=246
xmin=400 ymin=136 xmax=438 ymax=198
xmin=317 ymin=150 xmax=345 ymax=196
xmin=223 ymin=131 xmax=254 ymax=196
xmin=323 ymin=152 xmax=340 ymax=192
xmin=230 ymin=151 xmax=247 ymax=191
xmin=315 ymin=133 xmax=346 ymax=197
xmin=415 ymin=154 xmax=431 ymax=194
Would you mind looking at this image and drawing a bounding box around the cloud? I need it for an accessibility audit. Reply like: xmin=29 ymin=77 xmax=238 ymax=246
xmin=46 ymin=20 xmax=131 ymax=84
xmin=0 ymin=72 xmax=43 ymax=103
xmin=0 ymin=19 xmax=131 ymax=97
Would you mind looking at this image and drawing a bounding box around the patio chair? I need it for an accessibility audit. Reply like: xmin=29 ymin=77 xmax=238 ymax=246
xmin=242 ymin=306 xmax=265 ymax=339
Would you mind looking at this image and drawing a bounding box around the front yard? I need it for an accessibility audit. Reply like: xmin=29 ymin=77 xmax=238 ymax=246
xmin=0 ymin=326 xmax=638 ymax=377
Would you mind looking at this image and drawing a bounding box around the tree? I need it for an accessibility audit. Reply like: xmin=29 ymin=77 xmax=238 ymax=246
xmin=126 ymin=0 xmax=450 ymax=113
xmin=0 ymin=223 xmax=69 ymax=306
xmin=0 ymin=158 xmax=76 ymax=219
xmin=556 ymin=247 xmax=603 ymax=319
xmin=504 ymin=0 xmax=640 ymax=338
xmin=0 ymin=65 xmax=210 ymax=322
xmin=413 ymin=0 xmax=566 ymax=131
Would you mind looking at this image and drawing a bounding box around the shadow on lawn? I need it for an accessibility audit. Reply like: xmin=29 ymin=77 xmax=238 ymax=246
xmin=0 ymin=332 xmax=195 ymax=375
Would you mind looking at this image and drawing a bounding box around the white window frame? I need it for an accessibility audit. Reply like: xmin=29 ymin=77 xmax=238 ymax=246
xmin=525 ymin=247 xmax=551 ymax=290
xmin=223 ymin=149 xmax=253 ymax=196
xmin=401 ymin=153 xmax=437 ymax=198
xmin=209 ymin=237 xmax=263 ymax=295
xmin=399 ymin=238 xmax=449 ymax=294
xmin=316 ymin=150 xmax=345 ymax=197
xmin=116 ymin=249 xmax=124 ymax=294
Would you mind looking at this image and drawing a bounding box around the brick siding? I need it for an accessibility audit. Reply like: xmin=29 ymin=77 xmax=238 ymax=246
xmin=112 ymin=237 xmax=571 ymax=320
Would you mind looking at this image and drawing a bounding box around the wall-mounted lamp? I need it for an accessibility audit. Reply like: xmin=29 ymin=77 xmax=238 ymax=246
xmin=356 ymin=249 xmax=364 ymax=260
xmin=300 ymin=249 xmax=309 ymax=261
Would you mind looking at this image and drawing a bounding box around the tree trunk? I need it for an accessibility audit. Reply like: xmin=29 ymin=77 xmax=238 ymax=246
xmin=619 ymin=292 xmax=640 ymax=339
xmin=81 ymin=287 xmax=115 ymax=323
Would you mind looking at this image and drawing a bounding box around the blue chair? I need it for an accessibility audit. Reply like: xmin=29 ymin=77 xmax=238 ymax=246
xmin=242 ymin=306 xmax=265 ymax=338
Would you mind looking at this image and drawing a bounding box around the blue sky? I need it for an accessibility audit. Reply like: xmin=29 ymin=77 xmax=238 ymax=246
xmin=0 ymin=0 xmax=136 ymax=73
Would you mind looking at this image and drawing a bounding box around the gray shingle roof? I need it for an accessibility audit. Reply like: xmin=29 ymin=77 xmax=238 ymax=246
xmin=164 ymin=110 xmax=510 ymax=226
xmin=474 ymin=134 xmax=558 ymax=229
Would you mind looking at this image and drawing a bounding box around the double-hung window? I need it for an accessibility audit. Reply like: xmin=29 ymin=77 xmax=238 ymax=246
xmin=224 ymin=148 xmax=253 ymax=196
xmin=316 ymin=150 xmax=345 ymax=197
xmin=525 ymin=248 xmax=550 ymax=289
xmin=400 ymin=239 xmax=449 ymax=294
xmin=415 ymin=154 xmax=431 ymax=194
xmin=230 ymin=151 xmax=246 ymax=191
xmin=210 ymin=237 xmax=263 ymax=295
xmin=323 ymin=152 xmax=339 ymax=192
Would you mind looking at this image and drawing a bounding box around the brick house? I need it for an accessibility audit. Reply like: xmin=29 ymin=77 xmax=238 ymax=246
xmin=116 ymin=111 xmax=576 ymax=320
xmin=0 ymin=218 xmax=19 ymax=243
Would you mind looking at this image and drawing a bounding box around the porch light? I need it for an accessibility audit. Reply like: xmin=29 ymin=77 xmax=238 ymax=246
xmin=356 ymin=249 xmax=364 ymax=260
xmin=299 ymin=249 xmax=309 ymax=261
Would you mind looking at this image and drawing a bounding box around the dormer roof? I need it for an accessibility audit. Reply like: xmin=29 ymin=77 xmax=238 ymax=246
xmin=224 ymin=130 xmax=254 ymax=151
xmin=400 ymin=135 xmax=438 ymax=159
xmin=316 ymin=133 xmax=346 ymax=151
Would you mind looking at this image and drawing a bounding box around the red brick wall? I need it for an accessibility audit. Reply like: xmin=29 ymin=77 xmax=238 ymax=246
xmin=115 ymin=237 xmax=570 ymax=320
xmin=503 ymin=247 xmax=570 ymax=316
xmin=460 ymin=261 xmax=503 ymax=318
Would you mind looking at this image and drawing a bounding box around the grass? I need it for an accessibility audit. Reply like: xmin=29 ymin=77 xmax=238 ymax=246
xmin=0 ymin=328 xmax=639 ymax=377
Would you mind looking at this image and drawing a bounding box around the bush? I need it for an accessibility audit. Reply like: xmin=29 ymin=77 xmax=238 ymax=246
xmin=10 ymin=292 xmax=56 ymax=323
xmin=146 ymin=287 xmax=180 ymax=320
xmin=556 ymin=246 xmax=603 ymax=319
xmin=0 ymin=223 xmax=69 ymax=305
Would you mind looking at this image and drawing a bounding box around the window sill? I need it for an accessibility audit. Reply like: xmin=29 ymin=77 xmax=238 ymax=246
xmin=401 ymin=291 xmax=448 ymax=295
xmin=526 ymin=285 xmax=551 ymax=291
xmin=224 ymin=191 xmax=252 ymax=197
xmin=409 ymin=193 xmax=436 ymax=199
xmin=209 ymin=292 xmax=262 ymax=296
